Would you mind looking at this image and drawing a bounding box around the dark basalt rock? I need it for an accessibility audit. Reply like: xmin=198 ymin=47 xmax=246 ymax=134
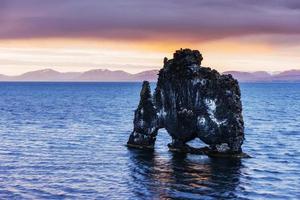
xmin=127 ymin=81 xmax=158 ymax=149
xmin=127 ymin=48 xmax=246 ymax=157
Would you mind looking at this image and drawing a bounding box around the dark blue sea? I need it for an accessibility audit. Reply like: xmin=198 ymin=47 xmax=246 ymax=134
xmin=0 ymin=82 xmax=299 ymax=200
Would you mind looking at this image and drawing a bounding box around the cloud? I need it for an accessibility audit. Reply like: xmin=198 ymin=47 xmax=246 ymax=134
xmin=0 ymin=0 xmax=300 ymax=42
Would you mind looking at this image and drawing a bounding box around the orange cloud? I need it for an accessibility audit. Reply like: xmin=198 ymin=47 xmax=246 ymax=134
xmin=0 ymin=37 xmax=299 ymax=76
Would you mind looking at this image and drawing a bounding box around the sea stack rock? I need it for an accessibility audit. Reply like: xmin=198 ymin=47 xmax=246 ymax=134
xmin=127 ymin=81 xmax=158 ymax=149
xmin=127 ymin=49 xmax=245 ymax=157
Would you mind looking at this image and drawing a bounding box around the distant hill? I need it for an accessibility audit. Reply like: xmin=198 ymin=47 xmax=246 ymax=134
xmin=0 ymin=74 xmax=9 ymax=81
xmin=78 ymin=69 xmax=132 ymax=81
xmin=0 ymin=68 xmax=299 ymax=82
xmin=271 ymin=70 xmax=300 ymax=82
xmin=15 ymin=69 xmax=82 ymax=81
xmin=0 ymin=68 xmax=159 ymax=82
xmin=223 ymin=70 xmax=300 ymax=82
xmin=130 ymin=70 xmax=159 ymax=82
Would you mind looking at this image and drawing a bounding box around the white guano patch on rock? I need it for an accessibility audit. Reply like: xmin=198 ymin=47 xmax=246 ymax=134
xmin=216 ymin=143 xmax=230 ymax=153
xmin=188 ymin=64 xmax=200 ymax=73
xmin=195 ymin=91 xmax=200 ymax=107
xmin=139 ymin=120 xmax=145 ymax=127
xmin=159 ymin=107 xmax=167 ymax=118
xmin=197 ymin=116 xmax=206 ymax=127
xmin=159 ymin=91 xmax=167 ymax=118
xmin=204 ymin=98 xmax=227 ymax=126
xmin=192 ymin=78 xmax=207 ymax=86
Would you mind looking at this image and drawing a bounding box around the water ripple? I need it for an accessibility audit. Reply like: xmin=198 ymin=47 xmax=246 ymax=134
xmin=0 ymin=82 xmax=299 ymax=199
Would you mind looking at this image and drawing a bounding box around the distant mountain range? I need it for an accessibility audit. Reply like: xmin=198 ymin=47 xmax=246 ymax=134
xmin=0 ymin=68 xmax=299 ymax=82
xmin=0 ymin=69 xmax=159 ymax=82
xmin=223 ymin=70 xmax=300 ymax=82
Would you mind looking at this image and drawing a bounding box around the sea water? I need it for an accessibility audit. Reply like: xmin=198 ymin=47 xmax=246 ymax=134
xmin=0 ymin=82 xmax=299 ymax=199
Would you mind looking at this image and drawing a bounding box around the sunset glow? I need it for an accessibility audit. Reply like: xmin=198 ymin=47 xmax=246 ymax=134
xmin=1 ymin=0 xmax=300 ymax=75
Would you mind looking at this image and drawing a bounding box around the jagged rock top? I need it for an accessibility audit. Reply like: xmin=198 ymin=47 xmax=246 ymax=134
xmin=163 ymin=49 xmax=203 ymax=72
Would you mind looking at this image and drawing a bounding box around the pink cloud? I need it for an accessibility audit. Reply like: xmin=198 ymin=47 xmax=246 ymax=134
xmin=0 ymin=0 xmax=299 ymax=43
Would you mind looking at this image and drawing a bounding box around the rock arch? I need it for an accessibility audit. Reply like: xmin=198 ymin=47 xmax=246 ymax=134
xmin=127 ymin=49 xmax=246 ymax=157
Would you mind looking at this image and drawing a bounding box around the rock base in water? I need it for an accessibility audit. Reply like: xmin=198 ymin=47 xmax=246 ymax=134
xmin=126 ymin=143 xmax=155 ymax=150
xmin=167 ymin=144 xmax=251 ymax=158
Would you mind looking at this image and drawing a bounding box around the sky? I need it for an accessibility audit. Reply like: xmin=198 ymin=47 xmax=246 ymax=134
xmin=0 ymin=0 xmax=300 ymax=75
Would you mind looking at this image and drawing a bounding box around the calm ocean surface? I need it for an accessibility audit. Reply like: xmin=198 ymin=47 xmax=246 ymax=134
xmin=0 ymin=82 xmax=299 ymax=200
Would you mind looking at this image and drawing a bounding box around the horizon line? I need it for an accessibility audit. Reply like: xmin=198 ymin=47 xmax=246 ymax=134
xmin=1 ymin=67 xmax=299 ymax=77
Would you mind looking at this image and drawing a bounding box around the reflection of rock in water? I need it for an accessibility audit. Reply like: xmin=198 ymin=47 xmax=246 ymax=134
xmin=168 ymin=155 xmax=243 ymax=199
xmin=127 ymin=49 xmax=246 ymax=157
xmin=206 ymin=158 xmax=243 ymax=199
xmin=127 ymin=150 xmax=242 ymax=199
xmin=127 ymin=150 xmax=170 ymax=199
